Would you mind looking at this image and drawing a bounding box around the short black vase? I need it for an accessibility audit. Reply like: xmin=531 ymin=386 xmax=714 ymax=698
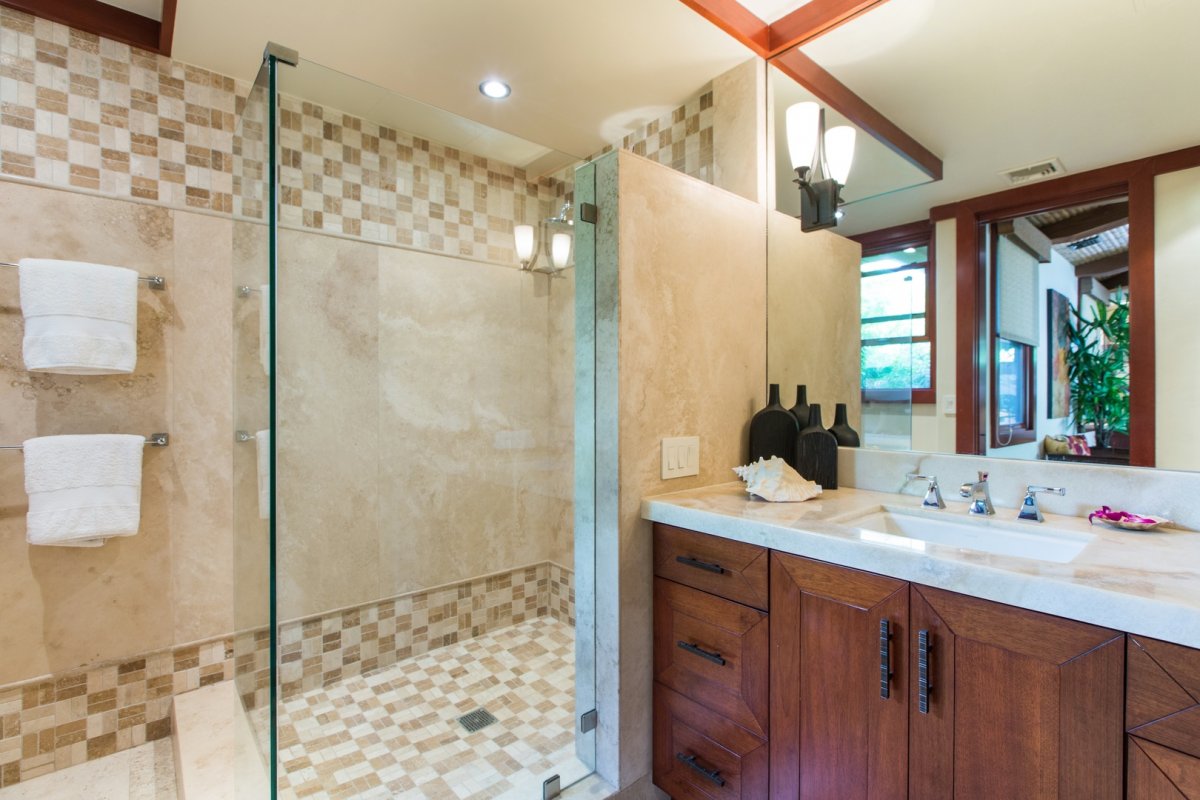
xmin=828 ymin=403 xmax=861 ymax=447
xmin=795 ymin=404 xmax=838 ymax=489
xmin=749 ymin=383 xmax=800 ymax=467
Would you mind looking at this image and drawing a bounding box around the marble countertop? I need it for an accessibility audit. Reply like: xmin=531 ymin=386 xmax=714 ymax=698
xmin=642 ymin=482 xmax=1200 ymax=649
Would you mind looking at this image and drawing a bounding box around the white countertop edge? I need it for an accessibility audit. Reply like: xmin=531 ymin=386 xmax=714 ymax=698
xmin=642 ymin=494 xmax=1200 ymax=649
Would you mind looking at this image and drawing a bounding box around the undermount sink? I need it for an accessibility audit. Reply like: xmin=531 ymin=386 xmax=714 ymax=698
xmin=835 ymin=506 xmax=1095 ymax=564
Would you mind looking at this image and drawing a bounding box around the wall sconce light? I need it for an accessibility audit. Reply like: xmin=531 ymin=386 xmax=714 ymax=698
xmin=786 ymin=101 xmax=856 ymax=232
xmin=513 ymin=202 xmax=574 ymax=274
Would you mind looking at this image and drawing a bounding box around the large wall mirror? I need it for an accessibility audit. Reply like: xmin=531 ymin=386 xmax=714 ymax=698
xmin=765 ymin=0 xmax=1200 ymax=472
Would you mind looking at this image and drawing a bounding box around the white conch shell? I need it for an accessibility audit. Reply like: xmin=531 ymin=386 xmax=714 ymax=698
xmin=732 ymin=456 xmax=823 ymax=502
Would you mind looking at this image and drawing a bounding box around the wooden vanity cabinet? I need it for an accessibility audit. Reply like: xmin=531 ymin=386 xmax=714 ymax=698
xmin=908 ymin=584 xmax=1124 ymax=800
xmin=653 ymin=525 xmax=1173 ymax=799
xmin=1126 ymin=635 xmax=1200 ymax=798
xmin=769 ymin=552 xmax=909 ymax=799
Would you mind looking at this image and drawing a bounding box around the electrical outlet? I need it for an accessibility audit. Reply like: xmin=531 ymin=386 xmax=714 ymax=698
xmin=661 ymin=436 xmax=700 ymax=479
xmin=943 ymin=394 xmax=957 ymax=415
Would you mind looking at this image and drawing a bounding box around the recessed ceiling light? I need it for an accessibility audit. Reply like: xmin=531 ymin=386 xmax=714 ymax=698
xmin=479 ymin=79 xmax=511 ymax=100
xmin=904 ymin=247 xmax=917 ymax=254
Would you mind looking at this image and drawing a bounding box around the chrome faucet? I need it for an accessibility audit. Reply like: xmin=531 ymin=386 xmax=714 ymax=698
xmin=905 ymin=473 xmax=946 ymax=509
xmin=1018 ymin=485 xmax=1067 ymax=522
xmin=959 ymin=471 xmax=995 ymax=516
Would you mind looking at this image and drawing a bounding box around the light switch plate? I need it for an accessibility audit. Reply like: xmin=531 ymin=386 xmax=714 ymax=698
xmin=661 ymin=436 xmax=700 ymax=479
xmin=943 ymin=394 xmax=957 ymax=415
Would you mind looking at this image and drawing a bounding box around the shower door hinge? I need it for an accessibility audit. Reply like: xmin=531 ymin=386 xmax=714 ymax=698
xmin=578 ymin=202 xmax=598 ymax=224
xmin=580 ymin=708 xmax=598 ymax=733
xmin=543 ymin=774 xmax=562 ymax=799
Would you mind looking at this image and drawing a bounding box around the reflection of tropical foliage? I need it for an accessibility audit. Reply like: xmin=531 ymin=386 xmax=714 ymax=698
xmin=862 ymin=343 xmax=931 ymax=389
xmin=1066 ymin=296 xmax=1130 ymax=448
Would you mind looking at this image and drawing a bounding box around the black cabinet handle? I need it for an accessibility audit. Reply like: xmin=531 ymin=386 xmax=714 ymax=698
xmin=677 ymin=640 xmax=726 ymax=667
xmin=879 ymin=618 xmax=892 ymax=700
xmin=918 ymin=629 xmax=933 ymax=714
xmin=676 ymin=753 xmax=726 ymax=787
xmin=676 ymin=555 xmax=724 ymax=574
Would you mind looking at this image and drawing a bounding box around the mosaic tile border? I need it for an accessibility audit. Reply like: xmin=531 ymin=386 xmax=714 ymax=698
xmin=0 ymin=638 xmax=232 ymax=789
xmin=235 ymin=562 xmax=576 ymax=712
xmin=0 ymin=8 xmax=718 ymax=270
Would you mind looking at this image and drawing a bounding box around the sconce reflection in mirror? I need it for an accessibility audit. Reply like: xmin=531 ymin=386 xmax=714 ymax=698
xmin=786 ymin=102 xmax=856 ymax=233
xmin=513 ymin=202 xmax=574 ymax=274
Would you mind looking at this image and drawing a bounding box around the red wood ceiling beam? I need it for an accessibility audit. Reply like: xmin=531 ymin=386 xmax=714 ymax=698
xmin=1 ymin=0 xmax=178 ymax=56
xmin=768 ymin=0 xmax=891 ymax=54
xmin=772 ymin=47 xmax=943 ymax=180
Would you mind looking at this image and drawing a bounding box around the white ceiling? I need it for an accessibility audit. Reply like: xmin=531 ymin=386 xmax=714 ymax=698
xmin=738 ymin=0 xmax=811 ymax=23
xmin=100 ymin=0 xmax=162 ymax=22
xmin=799 ymin=0 xmax=1200 ymax=234
xmin=172 ymin=0 xmax=751 ymax=160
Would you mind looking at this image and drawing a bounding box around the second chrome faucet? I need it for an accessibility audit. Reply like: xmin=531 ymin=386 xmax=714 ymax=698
xmin=959 ymin=472 xmax=995 ymax=516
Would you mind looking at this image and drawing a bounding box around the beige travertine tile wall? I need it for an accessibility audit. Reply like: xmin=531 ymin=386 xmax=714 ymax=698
xmin=603 ymin=150 xmax=767 ymax=785
xmin=766 ymin=210 xmax=863 ymax=429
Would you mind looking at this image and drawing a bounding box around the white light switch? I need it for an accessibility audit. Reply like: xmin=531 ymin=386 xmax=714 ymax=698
xmin=943 ymin=395 xmax=957 ymax=416
xmin=661 ymin=436 xmax=700 ymax=479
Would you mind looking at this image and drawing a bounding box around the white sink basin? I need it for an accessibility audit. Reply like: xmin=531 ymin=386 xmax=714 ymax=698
xmin=836 ymin=506 xmax=1095 ymax=564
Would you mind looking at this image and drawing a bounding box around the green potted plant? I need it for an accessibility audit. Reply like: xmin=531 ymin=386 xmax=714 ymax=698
xmin=1065 ymin=295 xmax=1130 ymax=450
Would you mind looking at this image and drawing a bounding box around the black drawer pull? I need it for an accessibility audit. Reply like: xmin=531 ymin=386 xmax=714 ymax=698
xmin=918 ymin=629 xmax=933 ymax=714
xmin=676 ymin=753 xmax=726 ymax=787
xmin=879 ymin=618 xmax=892 ymax=700
xmin=677 ymin=640 xmax=726 ymax=666
xmin=676 ymin=555 xmax=724 ymax=574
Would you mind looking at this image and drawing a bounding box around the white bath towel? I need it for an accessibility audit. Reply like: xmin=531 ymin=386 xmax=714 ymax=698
xmin=255 ymin=429 xmax=270 ymax=520
xmin=19 ymin=259 xmax=140 ymax=374
xmin=23 ymin=434 xmax=144 ymax=546
xmin=259 ymin=285 xmax=271 ymax=377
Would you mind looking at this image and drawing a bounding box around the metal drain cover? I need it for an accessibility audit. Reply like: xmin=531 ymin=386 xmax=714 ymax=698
xmin=457 ymin=708 xmax=498 ymax=733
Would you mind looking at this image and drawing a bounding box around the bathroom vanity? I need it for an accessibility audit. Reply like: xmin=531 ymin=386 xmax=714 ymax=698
xmin=644 ymin=483 xmax=1200 ymax=799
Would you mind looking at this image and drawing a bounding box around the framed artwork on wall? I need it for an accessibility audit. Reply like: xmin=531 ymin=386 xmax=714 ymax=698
xmin=1048 ymin=289 xmax=1072 ymax=419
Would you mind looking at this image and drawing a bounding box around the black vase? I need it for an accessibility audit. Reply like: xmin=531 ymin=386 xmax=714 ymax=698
xmin=795 ymin=404 xmax=838 ymax=489
xmin=789 ymin=385 xmax=810 ymax=430
xmin=749 ymin=383 xmax=800 ymax=467
xmin=828 ymin=403 xmax=861 ymax=447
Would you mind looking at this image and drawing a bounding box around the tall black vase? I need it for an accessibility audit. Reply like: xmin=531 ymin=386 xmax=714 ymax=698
xmin=828 ymin=403 xmax=861 ymax=447
xmin=749 ymin=383 xmax=800 ymax=467
xmin=795 ymin=404 xmax=838 ymax=489
xmin=789 ymin=385 xmax=810 ymax=430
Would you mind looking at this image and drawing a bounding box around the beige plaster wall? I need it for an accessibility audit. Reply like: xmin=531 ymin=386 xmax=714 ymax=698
xmin=613 ymin=150 xmax=767 ymax=785
xmin=273 ymin=229 xmax=573 ymax=621
xmin=766 ymin=210 xmax=863 ymax=430
xmin=0 ymin=181 xmax=233 ymax=685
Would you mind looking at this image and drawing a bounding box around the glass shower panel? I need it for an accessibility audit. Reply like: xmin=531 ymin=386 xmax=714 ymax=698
xmin=230 ymin=61 xmax=274 ymax=798
xmin=271 ymin=59 xmax=592 ymax=798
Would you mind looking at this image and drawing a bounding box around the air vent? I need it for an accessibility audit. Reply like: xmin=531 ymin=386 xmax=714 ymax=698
xmin=1000 ymin=158 xmax=1067 ymax=186
xmin=1068 ymin=235 xmax=1102 ymax=250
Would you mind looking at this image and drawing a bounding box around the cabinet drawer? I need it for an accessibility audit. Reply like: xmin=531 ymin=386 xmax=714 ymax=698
xmin=1128 ymin=735 xmax=1200 ymax=798
xmin=1128 ymin=635 xmax=1200 ymax=758
xmin=654 ymin=524 xmax=769 ymax=610
xmin=654 ymin=684 xmax=768 ymax=800
xmin=654 ymin=578 xmax=769 ymax=739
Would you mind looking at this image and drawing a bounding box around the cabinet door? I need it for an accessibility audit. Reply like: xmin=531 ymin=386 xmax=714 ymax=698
xmin=909 ymin=584 xmax=1124 ymax=800
xmin=1128 ymin=735 xmax=1200 ymax=799
xmin=770 ymin=552 xmax=909 ymax=800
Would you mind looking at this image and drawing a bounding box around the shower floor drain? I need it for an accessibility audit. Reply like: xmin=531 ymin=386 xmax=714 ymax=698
xmin=457 ymin=708 xmax=498 ymax=733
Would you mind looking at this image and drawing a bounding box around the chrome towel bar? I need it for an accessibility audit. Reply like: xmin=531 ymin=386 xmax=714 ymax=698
xmin=1 ymin=433 xmax=169 ymax=450
xmin=1 ymin=262 xmax=166 ymax=290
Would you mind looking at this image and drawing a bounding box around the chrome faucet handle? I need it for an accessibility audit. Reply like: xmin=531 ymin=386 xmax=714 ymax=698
xmin=905 ymin=473 xmax=946 ymax=509
xmin=959 ymin=472 xmax=994 ymax=516
xmin=1018 ymin=485 xmax=1067 ymax=523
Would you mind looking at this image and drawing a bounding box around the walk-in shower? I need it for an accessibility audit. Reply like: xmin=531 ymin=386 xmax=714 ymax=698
xmin=231 ymin=47 xmax=594 ymax=799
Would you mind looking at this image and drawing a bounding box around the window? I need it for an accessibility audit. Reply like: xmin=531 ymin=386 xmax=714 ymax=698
xmin=855 ymin=225 xmax=936 ymax=405
xmin=995 ymin=338 xmax=1034 ymax=445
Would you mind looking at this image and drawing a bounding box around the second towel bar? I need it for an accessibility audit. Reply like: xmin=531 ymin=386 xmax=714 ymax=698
xmin=1 ymin=433 xmax=169 ymax=451
xmin=1 ymin=262 xmax=166 ymax=290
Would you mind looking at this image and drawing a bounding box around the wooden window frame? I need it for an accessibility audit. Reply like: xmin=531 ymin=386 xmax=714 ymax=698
xmin=987 ymin=224 xmax=1037 ymax=449
xmin=853 ymin=220 xmax=936 ymax=405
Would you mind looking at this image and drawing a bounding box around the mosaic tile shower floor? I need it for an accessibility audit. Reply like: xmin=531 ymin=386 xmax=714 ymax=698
xmin=273 ymin=616 xmax=582 ymax=799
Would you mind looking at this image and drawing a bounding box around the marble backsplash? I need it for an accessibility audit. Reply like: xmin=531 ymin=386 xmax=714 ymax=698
xmin=841 ymin=447 xmax=1200 ymax=531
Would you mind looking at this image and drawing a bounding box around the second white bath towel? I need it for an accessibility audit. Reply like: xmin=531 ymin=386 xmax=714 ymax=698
xmin=23 ymin=434 xmax=145 ymax=547
xmin=19 ymin=259 xmax=140 ymax=374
